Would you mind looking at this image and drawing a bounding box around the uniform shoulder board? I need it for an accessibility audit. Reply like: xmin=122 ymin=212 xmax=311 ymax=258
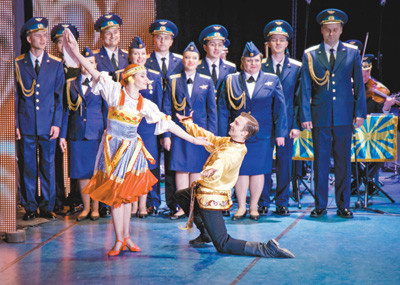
xmin=121 ymin=49 xmax=128 ymax=54
xmin=343 ymin=42 xmax=358 ymax=50
xmin=93 ymin=49 xmax=100 ymax=54
xmin=15 ymin=54 xmax=25 ymax=61
xmin=304 ymin=45 xmax=319 ymax=54
xmin=147 ymin=68 xmax=160 ymax=75
xmin=223 ymin=60 xmax=236 ymax=68
xmin=263 ymin=72 xmax=278 ymax=78
xmin=172 ymin=53 xmax=183 ymax=59
xmin=199 ymin=74 xmax=211 ymax=80
xmin=261 ymin=58 xmax=268 ymax=64
xmin=289 ymin=58 xmax=302 ymax=67
xmin=169 ymin=73 xmax=181 ymax=79
xmin=48 ymin=54 xmax=62 ymax=62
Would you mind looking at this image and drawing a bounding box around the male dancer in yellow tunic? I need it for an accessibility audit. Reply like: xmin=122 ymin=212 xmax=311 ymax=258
xmin=175 ymin=112 xmax=294 ymax=258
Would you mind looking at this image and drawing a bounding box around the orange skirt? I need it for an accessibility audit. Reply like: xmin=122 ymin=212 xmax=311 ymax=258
xmin=82 ymin=169 xmax=158 ymax=207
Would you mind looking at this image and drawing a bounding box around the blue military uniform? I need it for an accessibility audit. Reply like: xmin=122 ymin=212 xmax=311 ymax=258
xmin=300 ymin=9 xmax=367 ymax=214
xmin=129 ymin=36 xmax=164 ymax=211
xmin=218 ymin=42 xmax=288 ymax=175
xmin=60 ymin=47 xmax=108 ymax=179
xmin=146 ymin=20 xmax=183 ymax=88
xmin=93 ymin=13 xmax=128 ymax=82
xmin=164 ymin=42 xmax=218 ymax=173
xmin=197 ymin=24 xmax=237 ymax=136
xmin=51 ymin=22 xmax=81 ymax=213
xmin=258 ymin=20 xmax=302 ymax=211
xmin=146 ymin=19 xmax=183 ymax=214
xmin=15 ymin=17 xmax=65 ymax=217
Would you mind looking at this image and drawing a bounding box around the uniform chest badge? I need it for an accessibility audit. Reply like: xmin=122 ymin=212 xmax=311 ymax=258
xmin=199 ymin=84 xmax=208 ymax=89
xmin=265 ymin=81 xmax=273 ymax=86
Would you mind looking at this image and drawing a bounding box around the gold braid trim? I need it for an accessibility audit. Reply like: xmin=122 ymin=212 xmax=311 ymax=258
xmin=171 ymin=77 xmax=186 ymax=111
xmin=227 ymin=75 xmax=245 ymax=110
xmin=66 ymin=81 xmax=82 ymax=111
xmin=307 ymin=52 xmax=330 ymax=88
xmin=15 ymin=61 xmax=36 ymax=97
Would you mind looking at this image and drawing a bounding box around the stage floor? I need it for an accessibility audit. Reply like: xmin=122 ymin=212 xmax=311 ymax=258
xmin=1 ymin=171 xmax=400 ymax=284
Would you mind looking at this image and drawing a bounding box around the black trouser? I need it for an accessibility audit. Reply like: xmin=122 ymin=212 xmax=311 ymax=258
xmin=175 ymin=188 xmax=246 ymax=255
xmin=163 ymin=149 xmax=178 ymax=212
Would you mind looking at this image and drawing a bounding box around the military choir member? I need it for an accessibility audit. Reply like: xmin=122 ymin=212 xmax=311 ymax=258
xmin=93 ymin=13 xmax=128 ymax=217
xmin=128 ymin=36 xmax=164 ymax=217
xmin=197 ymin=24 xmax=236 ymax=136
xmin=145 ymin=19 xmax=184 ymax=218
xmin=258 ymin=20 xmax=302 ymax=216
xmin=15 ymin=17 xmax=65 ymax=220
xmin=218 ymin=42 xmax=287 ymax=221
xmin=300 ymin=9 xmax=367 ymax=218
xmin=163 ymin=42 xmax=217 ymax=220
xmin=50 ymin=23 xmax=81 ymax=215
xmin=59 ymin=47 xmax=107 ymax=221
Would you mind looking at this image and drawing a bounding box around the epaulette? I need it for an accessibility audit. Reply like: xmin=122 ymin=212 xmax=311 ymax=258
xmin=48 ymin=54 xmax=62 ymax=62
xmin=199 ymin=74 xmax=211 ymax=80
xmin=93 ymin=49 xmax=100 ymax=54
xmin=263 ymin=72 xmax=279 ymax=78
xmin=223 ymin=60 xmax=236 ymax=68
xmin=15 ymin=54 xmax=25 ymax=61
xmin=304 ymin=45 xmax=319 ymax=54
xmin=172 ymin=53 xmax=183 ymax=59
xmin=343 ymin=42 xmax=358 ymax=50
xmin=170 ymin=73 xmax=181 ymax=79
xmin=121 ymin=49 xmax=128 ymax=54
xmin=148 ymin=69 xmax=160 ymax=75
xmin=289 ymin=58 xmax=302 ymax=67
xmin=66 ymin=77 xmax=77 ymax=83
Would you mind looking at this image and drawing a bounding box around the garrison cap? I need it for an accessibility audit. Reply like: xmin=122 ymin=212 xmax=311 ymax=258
xmin=94 ymin=13 xmax=122 ymax=32
xmin=82 ymin=46 xmax=95 ymax=58
xmin=149 ymin=19 xmax=178 ymax=38
xmin=129 ymin=36 xmax=146 ymax=49
xmin=199 ymin=24 xmax=228 ymax=45
xmin=21 ymin=17 xmax=48 ymax=37
xmin=264 ymin=19 xmax=293 ymax=40
xmin=242 ymin=41 xmax=261 ymax=57
xmin=183 ymin=41 xmax=200 ymax=54
xmin=51 ymin=23 xmax=79 ymax=42
xmin=317 ymin=8 xmax=348 ymax=25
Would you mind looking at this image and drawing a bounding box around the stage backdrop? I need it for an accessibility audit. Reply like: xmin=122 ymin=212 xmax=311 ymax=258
xmin=33 ymin=0 xmax=156 ymax=56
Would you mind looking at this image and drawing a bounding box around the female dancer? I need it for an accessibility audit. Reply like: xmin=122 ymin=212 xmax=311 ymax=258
xmin=63 ymin=29 xmax=211 ymax=256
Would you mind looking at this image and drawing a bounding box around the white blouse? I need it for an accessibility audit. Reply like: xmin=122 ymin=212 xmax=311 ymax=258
xmin=92 ymin=72 xmax=175 ymax=135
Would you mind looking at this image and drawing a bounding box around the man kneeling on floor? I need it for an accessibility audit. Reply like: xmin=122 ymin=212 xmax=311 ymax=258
xmin=175 ymin=111 xmax=294 ymax=258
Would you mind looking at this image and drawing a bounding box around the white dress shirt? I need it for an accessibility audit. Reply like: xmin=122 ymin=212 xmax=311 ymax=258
xmin=185 ymin=72 xmax=196 ymax=98
xmin=244 ymin=72 xmax=259 ymax=99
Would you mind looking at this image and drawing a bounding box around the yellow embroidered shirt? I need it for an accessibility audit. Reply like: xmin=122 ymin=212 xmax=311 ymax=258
xmin=182 ymin=119 xmax=247 ymax=210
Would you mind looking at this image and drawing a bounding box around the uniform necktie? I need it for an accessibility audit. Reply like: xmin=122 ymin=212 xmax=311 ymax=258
xmin=35 ymin=59 xmax=40 ymax=75
xmin=111 ymin=53 xmax=118 ymax=71
xmin=187 ymin=78 xmax=193 ymax=84
xmin=329 ymin=48 xmax=335 ymax=70
xmin=247 ymin=76 xmax=255 ymax=83
xmin=276 ymin=63 xmax=281 ymax=77
xmin=211 ymin=63 xmax=217 ymax=85
xmin=82 ymin=78 xmax=90 ymax=86
xmin=161 ymin=57 xmax=167 ymax=78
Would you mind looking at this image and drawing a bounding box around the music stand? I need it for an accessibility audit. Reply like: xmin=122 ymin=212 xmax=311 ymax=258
xmin=291 ymin=161 xmax=315 ymax=209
